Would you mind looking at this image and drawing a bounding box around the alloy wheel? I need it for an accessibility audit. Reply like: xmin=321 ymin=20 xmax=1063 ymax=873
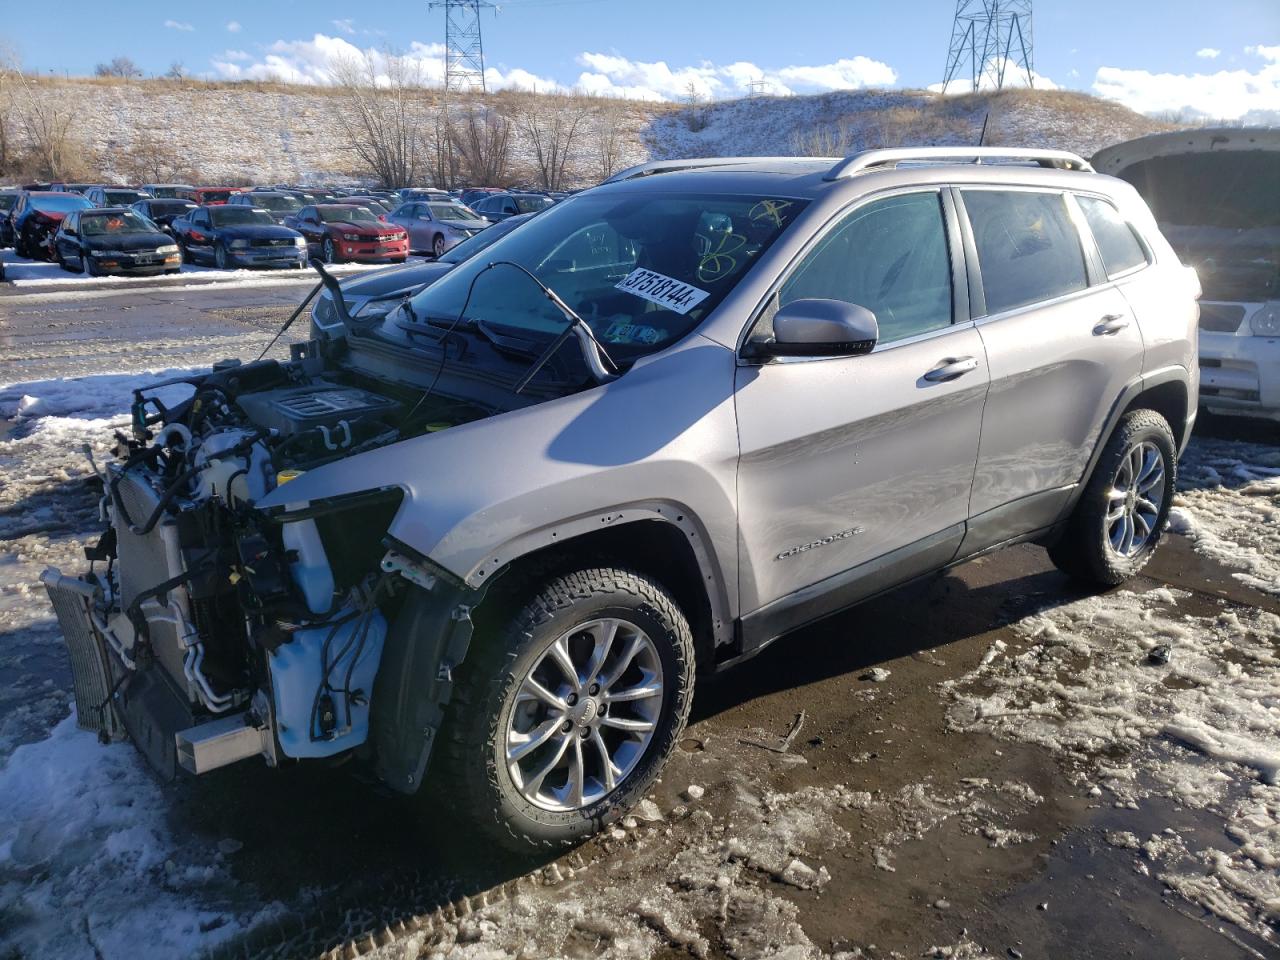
xmin=1105 ymin=440 xmax=1166 ymax=557
xmin=504 ymin=617 xmax=664 ymax=812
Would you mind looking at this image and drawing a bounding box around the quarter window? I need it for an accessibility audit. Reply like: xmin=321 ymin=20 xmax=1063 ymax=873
xmin=775 ymin=191 xmax=953 ymax=345
xmin=963 ymin=190 xmax=1087 ymax=315
xmin=1077 ymin=194 xmax=1148 ymax=277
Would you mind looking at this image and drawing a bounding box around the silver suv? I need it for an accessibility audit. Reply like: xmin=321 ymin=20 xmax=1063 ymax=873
xmin=43 ymin=148 xmax=1199 ymax=850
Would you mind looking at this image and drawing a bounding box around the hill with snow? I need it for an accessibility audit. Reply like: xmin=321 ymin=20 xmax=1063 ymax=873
xmin=8 ymin=78 xmax=1174 ymax=187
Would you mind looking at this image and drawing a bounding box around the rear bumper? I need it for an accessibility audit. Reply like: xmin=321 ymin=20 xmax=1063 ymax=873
xmin=1198 ymin=303 xmax=1280 ymax=421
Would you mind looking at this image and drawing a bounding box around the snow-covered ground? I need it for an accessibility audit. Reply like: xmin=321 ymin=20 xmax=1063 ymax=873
xmin=1 ymin=358 xmax=1277 ymax=958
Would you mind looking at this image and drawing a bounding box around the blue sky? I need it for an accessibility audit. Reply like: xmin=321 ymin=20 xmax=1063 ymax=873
xmin=4 ymin=0 xmax=1278 ymax=117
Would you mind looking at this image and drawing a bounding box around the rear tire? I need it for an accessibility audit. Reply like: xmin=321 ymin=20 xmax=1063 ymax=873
xmin=434 ymin=567 xmax=695 ymax=852
xmin=1048 ymin=409 xmax=1176 ymax=586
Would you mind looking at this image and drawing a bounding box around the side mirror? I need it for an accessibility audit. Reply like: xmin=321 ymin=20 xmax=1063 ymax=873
xmin=758 ymin=299 xmax=879 ymax=358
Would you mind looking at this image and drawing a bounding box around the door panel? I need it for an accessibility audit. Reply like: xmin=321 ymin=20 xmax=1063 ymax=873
xmin=735 ymin=329 xmax=988 ymax=615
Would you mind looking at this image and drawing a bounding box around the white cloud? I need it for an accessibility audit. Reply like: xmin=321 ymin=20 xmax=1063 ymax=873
xmin=1196 ymin=47 xmax=1221 ymax=59
xmin=573 ymin=51 xmax=896 ymax=101
xmin=332 ymin=18 xmax=356 ymax=35
xmin=220 ymin=49 xmax=251 ymax=62
xmin=1093 ymin=45 xmax=1280 ymax=120
xmin=164 ymin=19 xmax=194 ymax=32
xmin=928 ymin=58 xmax=1058 ymax=94
xmin=226 ymin=21 xmax=242 ymax=34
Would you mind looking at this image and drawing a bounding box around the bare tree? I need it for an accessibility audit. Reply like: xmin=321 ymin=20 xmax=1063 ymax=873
xmin=789 ymin=117 xmax=852 ymax=156
xmin=328 ymin=49 xmax=427 ymax=187
xmin=515 ymin=93 xmax=589 ymax=191
xmin=592 ymin=97 xmax=628 ymax=182
xmin=9 ymin=69 xmax=85 ymax=178
xmin=164 ymin=61 xmax=187 ymax=81
xmin=117 ymin=129 xmax=197 ymax=184
xmin=450 ymin=100 xmax=513 ymax=185
xmin=422 ymin=110 xmax=461 ymax=189
xmin=94 ymin=56 xmax=142 ymax=79
xmin=0 ymin=44 xmax=18 ymax=175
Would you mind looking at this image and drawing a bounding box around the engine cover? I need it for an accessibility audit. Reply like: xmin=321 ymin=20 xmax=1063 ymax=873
xmin=235 ymin=384 xmax=400 ymax=436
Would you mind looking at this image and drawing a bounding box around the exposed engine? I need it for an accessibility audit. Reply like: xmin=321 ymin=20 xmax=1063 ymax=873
xmin=43 ymin=348 xmax=437 ymax=779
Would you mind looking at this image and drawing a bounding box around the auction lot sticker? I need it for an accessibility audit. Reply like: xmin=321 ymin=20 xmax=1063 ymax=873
xmin=615 ymin=268 xmax=710 ymax=315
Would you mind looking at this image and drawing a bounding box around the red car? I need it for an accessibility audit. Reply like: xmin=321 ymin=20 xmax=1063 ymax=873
xmin=8 ymin=191 xmax=93 ymax=259
xmin=176 ymin=186 xmax=238 ymax=206
xmin=286 ymin=203 xmax=409 ymax=264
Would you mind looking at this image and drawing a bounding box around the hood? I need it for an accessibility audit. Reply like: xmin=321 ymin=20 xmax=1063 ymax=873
xmin=83 ymin=231 xmax=171 ymax=251
xmin=218 ymin=223 xmax=302 ymax=241
xmin=336 ymin=260 xmax=454 ymax=298
xmin=330 ymin=220 xmax=395 ymax=235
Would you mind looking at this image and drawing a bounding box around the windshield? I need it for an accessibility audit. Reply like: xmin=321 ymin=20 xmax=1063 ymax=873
xmin=428 ymin=201 xmax=479 ymax=221
xmin=514 ymin=195 xmax=555 ymax=213
xmin=439 ymin=217 xmax=524 ymax=264
xmin=32 ymin=194 xmax=93 ymax=214
xmin=255 ymin=195 xmax=302 ymax=211
xmin=210 ymin=207 xmax=275 ymax=227
xmin=403 ymin=192 xmax=807 ymax=359
xmin=104 ymin=190 xmax=146 ymax=205
xmin=148 ymin=186 xmax=184 ymax=198
xmin=0 ymin=194 xmax=16 ymax=211
xmin=319 ymin=206 xmax=378 ymax=223
xmin=148 ymin=200 xmax=196 ymax=216
xmin=200 ymin=190 xmax=233 ymax=203
xmin=81 ymin=211 xmax=156 ymax=236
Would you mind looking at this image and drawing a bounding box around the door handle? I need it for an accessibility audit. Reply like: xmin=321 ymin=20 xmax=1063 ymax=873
xmin=924 ymin=356 xmax=980 ymax=382
xmin=1093 ymin=314 xmax=1130 ymax=336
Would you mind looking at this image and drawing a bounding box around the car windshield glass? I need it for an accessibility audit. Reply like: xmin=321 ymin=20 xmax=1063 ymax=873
xmin=404 ymin=192 xmax=807 ymax=359
xmin=439 ymin=218 xmax=522 ymax=264
xmin=0 ymin=194 xmax=16 ymax=211
xmin=514 ymin=195 xmax=555 ymax=213
xmin=81 ymin=211 xmax=154 ymax=236
xmin=149 ymin=200 xmax=196 ymax=215
xmin=428 ymin=201 xmax=478 ymax=220
xmin=104 ymin=190 xmax=144 ymax=205
xmin=148 ymin=186 xmax=181 ymax=198
xmin=255 ymin=195 xmax=302 ymax=211
xmin=319 ymin=206 xmax=378 ymax=223
xmin=210 ymin=207 xmax=274 ymax=226
xmin=33 ymin=194 xmax=92 ymax=213
xmin=201 ymin=190 xmax=233 ymax=203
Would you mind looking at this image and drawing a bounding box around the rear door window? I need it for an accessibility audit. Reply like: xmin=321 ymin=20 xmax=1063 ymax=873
xmin=1076 ymin=194 xmax=1148 ymax=277
xmin=962 ymin=190 xmax=1088 ymax=315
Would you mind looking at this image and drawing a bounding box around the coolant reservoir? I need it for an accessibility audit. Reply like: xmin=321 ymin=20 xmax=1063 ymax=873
xmin=281 ymin=514 xmax=336 ymax=615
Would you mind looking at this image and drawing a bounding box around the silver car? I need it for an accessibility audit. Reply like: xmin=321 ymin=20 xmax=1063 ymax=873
xmin=386 ymin=199 xmax=490 ymax=258
xmin=42 ymin=148 xmax=1198 ymax=852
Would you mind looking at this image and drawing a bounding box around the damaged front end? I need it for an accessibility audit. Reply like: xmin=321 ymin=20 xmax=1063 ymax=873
xmin=41 ymin=345 xmax=478 ymax=785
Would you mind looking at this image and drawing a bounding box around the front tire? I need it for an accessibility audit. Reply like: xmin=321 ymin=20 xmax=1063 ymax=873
xmin=214 ymin=243 xmax=229 ymax=270
xmin=432 ymin=234 xmax=446 ymax=259
xmin=322 ymin=237 xmax=341 ymax=264
xmin=436 ymin=568 xmax=695 ymax=852
xmin=1048 ymin=409 xmax=1176 ymax=586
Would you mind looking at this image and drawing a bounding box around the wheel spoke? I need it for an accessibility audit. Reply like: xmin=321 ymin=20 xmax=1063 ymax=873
xmin=597 ymin=634 xmax=645 ymax=692
xmin=507 ymin=716 xmax=562 ymax=763
xmin=547 ymin=637 xmax=581 ymax=691
xmin=1120 ymin=512 xmax=1136 ymax=555
xmin=600 ymin=715 xmax=656 ymax=734
xmin=520 ymin=732 xmax=573 ymax=796
xmin=583 ymin=619 xmax=620 ymax=688
xmin=1138 ymin=465 xmax=1165 ymax=494
xmin=604 ymin=673 xmax=663 ymax=703
xmin=567 ymin=736 xmax=586 ymax=807
xmin=590 ymin=729 xmax=618 ymax=792
xmin=517 ymin=677 xmax=568 ymax=711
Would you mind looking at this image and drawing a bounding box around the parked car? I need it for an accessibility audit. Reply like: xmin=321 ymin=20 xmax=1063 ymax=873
xmin=9 ymin=190 xmax=94 ymax=259
xmin=470 ymin=191 xmax=556 ymax=221
xmin=310 ymin=212 xmax=535 ymax=337
xmin=227 ymin=190 xmax=303 ymax=223
xmin=0 ymin=190 xmax=19 ymax=246
xmin=49 ymin=182 xmax=95 ymax=195
xmin=459 ymin=187 xmax=505 ymax=207
xmin=130 ymin=198 xmax=198 ymax=234
xmin=285 ymin=203 xmax=408 ymax=264
xmin=1094 ymin=127 xmax=1280 ymax=422
xmin=176 ymin=187 xmax=238 ymax=206
xmin=398 ymin=187 xmax=450 ymax=203
xmin=83 ymin=186 xmax=153 ymax=208
xmin=53 ymin=207 xmax=180 ymax=276
xmin=170 ymin=204 xmax=308 ymax=269
xmin=339 ymin=196 xmax=393 ymax=217
xmin=40 ymin=147 xmax=1198 ymax=854
xmin=141 ymin=183 xmax=196 ymax=199
xmin=385 ymin=198 xmax=489 ymax=257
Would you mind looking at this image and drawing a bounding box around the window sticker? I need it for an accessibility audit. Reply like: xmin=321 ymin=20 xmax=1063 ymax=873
xmin=615 ymin=268 xmax=710 ymax=315
xmin=602 ymin=319 xmax=664 ymax=345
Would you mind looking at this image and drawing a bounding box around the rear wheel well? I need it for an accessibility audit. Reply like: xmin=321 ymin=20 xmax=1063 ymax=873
xmin=477 ymin=520 xmax=717 ymax=671
xmin=1123 ymin=380 xmax=1188 ymax=449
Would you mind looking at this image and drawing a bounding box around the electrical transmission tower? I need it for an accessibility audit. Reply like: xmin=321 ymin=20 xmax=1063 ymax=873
xmin=941 ymin=0 xmax=1034 ymax=94
xmin=428 ymin=0 xmax=496 ymax=94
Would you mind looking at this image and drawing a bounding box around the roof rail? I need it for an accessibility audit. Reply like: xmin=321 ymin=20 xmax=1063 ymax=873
xmin=824 ymin=147 xmax=1094 ymax=181
xmin=603 ymin=156 xmax=840 ymax=184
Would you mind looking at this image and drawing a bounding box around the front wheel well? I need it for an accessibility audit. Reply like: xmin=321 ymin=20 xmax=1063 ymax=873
xmin=1123 ymin=380 xmax=1189 ymax=449
xmin=477 ymin=520 xmax=718 ymax=672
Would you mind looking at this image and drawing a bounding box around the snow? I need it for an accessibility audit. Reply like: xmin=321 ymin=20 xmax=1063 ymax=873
xmin=1174 ymin=436 xmax=1280 ymax=595
xmin=945 ymin=585 xmax=1280 ymax=946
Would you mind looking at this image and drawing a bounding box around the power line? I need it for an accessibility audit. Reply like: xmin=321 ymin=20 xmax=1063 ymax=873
xmin=428 ymin=0 xmax=496 ymax=94
xmin=941 ymin=0 xmax=1034 ymax=94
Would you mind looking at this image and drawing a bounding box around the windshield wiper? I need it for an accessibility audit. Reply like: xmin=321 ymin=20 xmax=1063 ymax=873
xmin=465 ymin=260 xmax=618 ymax=393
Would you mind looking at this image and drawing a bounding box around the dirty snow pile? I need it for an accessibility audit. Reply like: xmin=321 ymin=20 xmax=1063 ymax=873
xmin=1172 ymin=436 xmax=1280 ymax=595
xmin=0 ymin=369 xmax=292 ymax=959
xmin=945 ymin=586 xmax=1280 ymax=947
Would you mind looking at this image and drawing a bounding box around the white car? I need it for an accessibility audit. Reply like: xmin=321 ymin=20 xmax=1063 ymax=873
xmin=1095 ymin=128 xmax=1280 ymax=421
